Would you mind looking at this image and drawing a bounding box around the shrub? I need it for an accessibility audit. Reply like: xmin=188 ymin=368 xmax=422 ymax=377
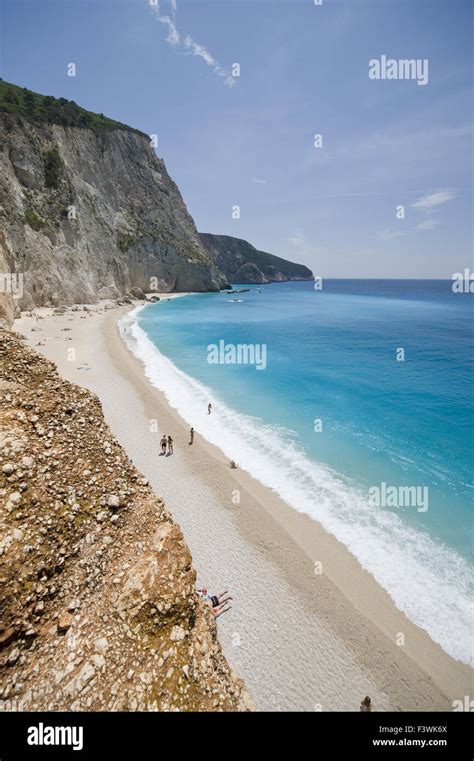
xmin=44 ymin=146 xmax=63 ymax=189
xmin=25 ymin=209 xmax=42 ymax=231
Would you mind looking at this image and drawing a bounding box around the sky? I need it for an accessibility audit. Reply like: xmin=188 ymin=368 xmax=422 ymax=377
xmin=0 ymin=0 xmax=472 ymax=278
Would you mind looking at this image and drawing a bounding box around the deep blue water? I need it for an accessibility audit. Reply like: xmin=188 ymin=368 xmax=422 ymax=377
xmin=122 ymin=280 xmax=473 ymax=663
xmin=140 ymin=280 xmax=473 ymax=558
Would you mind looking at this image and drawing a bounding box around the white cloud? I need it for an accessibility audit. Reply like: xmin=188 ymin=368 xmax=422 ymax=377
xmin=416 ymin=219 xmax=439 ymax=231
xmin=183 ymin=35 xmax=235 ymax=88
xmin=411 ymin=190 xmax=456 ymax=210
xmin=410 ymin=190 xmax=455 ymax=233
xmin=150 ymin=2 xmax=180 ymax=46
xmin=149 ymin=1 xmax=235 ymax=87
xmin=183 ymin=35 xmax=214 ymax=66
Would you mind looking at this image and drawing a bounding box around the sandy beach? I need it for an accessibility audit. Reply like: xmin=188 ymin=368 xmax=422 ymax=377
xmin=14 ymin=298 xmax=473 ymax=712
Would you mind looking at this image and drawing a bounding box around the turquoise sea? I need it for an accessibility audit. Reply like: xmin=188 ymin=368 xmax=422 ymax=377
xmin=120 ymin=280 xmax=473 ymax=665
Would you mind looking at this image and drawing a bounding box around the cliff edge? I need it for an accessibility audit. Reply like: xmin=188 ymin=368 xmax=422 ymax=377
xmin=0 ymin=329 xmax=253 ymax=711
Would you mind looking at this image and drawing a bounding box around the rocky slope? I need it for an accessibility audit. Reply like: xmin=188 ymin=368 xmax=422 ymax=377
xmin=0 ymin=231 xmax=15 ymax=328
xmin=200 ymin=233 xmax=313 ymax=284
xmin=0 ymin=81 xmax=228 ymax=313
xmin=0 ymin=329 xmax=253 ymax=711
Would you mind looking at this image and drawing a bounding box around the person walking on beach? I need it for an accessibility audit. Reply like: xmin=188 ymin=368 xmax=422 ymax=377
xmin=208 ymin=403 xmax=212 ymax=415
xmin=167 ymin=435 xmax=174 ymax=455
xmin=160 ymin=435 xmax=167 ymax=456
xmin=189 ymin=427 xmax=194 ymax=445
xmin=360 ymin=696 xmax=373 ymax=712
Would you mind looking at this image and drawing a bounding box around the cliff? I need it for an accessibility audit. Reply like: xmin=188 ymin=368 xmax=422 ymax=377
xmin=0 ymin=80 xmax=314 ymax=316
xmin=200 ymin=233 xmax=314 ymax=284
xmin=0 ymin=231 xmax=15 ymax=328
xmin=0 ymin=329 xmax=253 ymax=711
xmin=0 ymin=81 xmax=228 ymax=314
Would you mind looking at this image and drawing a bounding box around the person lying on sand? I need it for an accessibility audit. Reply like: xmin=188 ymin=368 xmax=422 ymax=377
xmin=213 ymin=601 xmax=232 ymax=619
xmin=160 ymin=435 xmax=167 ymax=455
xmin=197 ymin=588 xmax=233 ymax=618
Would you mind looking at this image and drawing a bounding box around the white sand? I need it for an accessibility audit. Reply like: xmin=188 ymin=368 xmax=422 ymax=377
xmin=14 ymin=300 xmax=473 ymax=712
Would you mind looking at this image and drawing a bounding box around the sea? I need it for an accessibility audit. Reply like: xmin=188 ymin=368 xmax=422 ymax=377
xmin=119 ymin=280 xmax=473 ymax=666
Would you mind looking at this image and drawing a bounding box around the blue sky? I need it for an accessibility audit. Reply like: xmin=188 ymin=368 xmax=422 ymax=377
xmin=1 ymin=0 xmax=472 ymax=277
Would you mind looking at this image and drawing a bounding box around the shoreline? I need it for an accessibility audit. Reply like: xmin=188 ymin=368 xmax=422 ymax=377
xmin=13 ymin=300 xmax=473 ymax=711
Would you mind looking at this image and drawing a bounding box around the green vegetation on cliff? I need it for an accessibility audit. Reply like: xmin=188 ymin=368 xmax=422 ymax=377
xmin=44 ymin=146 xmax=63 ymax=188
xmin=24 ymin=208 xmax=42 ymax=231
xmin=0 ymin=79 xmax=147 ymax=137
xmin=200 ymin=233 xmax=314 ymax=284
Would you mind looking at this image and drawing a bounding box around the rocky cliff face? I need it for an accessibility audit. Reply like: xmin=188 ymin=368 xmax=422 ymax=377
xmin=0 ymin=81 xmax=314 ymax=311
xmin=0 ymin=231 xmax=15 ymax=328
xmin=0 ymin=110 xmax=227 ymax=311
xmin=200 ymin=233 xmax=314 ymax=284
xmin=0 ymin=329 xmax=253 ymax=711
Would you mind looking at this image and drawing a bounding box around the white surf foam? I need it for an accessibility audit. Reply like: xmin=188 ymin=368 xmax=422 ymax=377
xmin=119 ymin=306 xmax=474 ymax=667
